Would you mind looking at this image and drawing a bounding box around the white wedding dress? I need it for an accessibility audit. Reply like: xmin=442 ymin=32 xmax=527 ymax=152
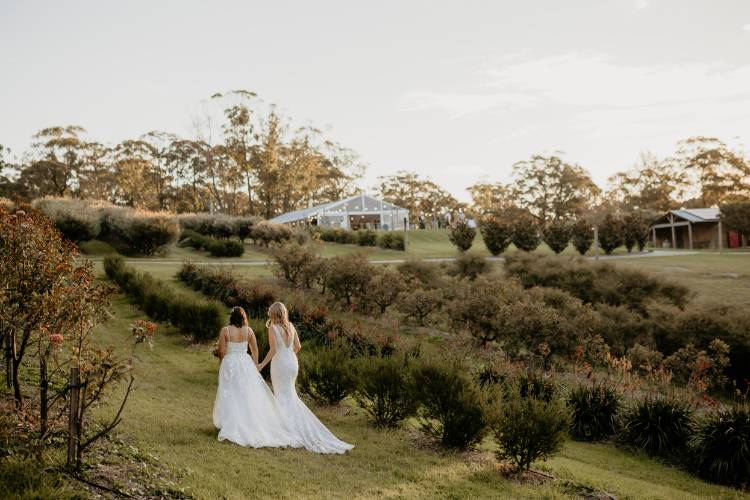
xmin=270 ymin=324 xmax=354 ymax=454
xmin=213 ymin=326 xmax=301 ymax=448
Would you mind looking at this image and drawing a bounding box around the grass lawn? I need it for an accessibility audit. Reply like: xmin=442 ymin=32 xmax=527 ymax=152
xmin=610 ymin=252 xmax=750 ymax=307
xmin=94 ymin=288 xmax=749 ymax=499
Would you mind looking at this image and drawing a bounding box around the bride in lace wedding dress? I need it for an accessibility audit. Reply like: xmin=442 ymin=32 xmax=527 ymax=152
xmin=213 ymin=307 xmax=301 ymax=449
xmin=258 ymin=302 xmax=354 ymax=454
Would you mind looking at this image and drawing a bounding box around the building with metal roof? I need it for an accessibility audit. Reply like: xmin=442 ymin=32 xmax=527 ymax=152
xmin=650 ymin=208 xmax=739 ymax=249
xmin=269 ymin=193 xmax=409 ymax=231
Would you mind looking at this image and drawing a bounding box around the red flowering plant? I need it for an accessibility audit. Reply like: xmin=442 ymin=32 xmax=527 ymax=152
xmin=131 ymin=320 xmax=157 ymax=349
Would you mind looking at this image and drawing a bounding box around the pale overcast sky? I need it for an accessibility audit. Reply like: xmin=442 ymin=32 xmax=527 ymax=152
xmin=1 ymin=0 xmax=749 ymax=201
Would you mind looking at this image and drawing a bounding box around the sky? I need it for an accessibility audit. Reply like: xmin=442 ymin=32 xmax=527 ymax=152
xmin=1 ymin=0 xmax=749 ymax=202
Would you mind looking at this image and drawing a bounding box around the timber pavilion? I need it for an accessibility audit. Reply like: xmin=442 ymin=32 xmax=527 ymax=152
xmin=650 ymin=208 xmax=747 ymax=249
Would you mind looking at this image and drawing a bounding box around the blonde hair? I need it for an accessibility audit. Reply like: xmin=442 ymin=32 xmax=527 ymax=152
xmin=266 ymin=302 xmax=293 ymax=344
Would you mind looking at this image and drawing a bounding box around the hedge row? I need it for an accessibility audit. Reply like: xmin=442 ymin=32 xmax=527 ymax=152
xmin=103 ymin=256 xmax=224 ymax=342
xmin=34 ymin=197 xmax=180 ymax=255
xmin=176 ymin=262 xmax=397 ymax=355
xmin=180 ymin=229 xmax=244 ymax=257
xmin=311 ymin=226 xmax=405 ymax=251
xmin=177 ymin=213 xmax=259 ymax=240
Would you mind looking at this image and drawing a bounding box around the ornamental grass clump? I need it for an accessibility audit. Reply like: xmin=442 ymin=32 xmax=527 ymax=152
xmin=619 ymin=397 xmax=693 ymax=457
xmin=690 ymin=404 xmax=750 ymax=486
xmin=567 ymin=383 xmax=622 ymax=441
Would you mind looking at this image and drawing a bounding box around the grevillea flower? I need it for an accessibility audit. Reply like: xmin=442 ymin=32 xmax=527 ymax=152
xmin=49 ymin=333 xmax=64 ymax=346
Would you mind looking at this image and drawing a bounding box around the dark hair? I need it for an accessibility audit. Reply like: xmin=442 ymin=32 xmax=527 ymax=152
xmin=229 ymin=306 xmax=248 ymax=327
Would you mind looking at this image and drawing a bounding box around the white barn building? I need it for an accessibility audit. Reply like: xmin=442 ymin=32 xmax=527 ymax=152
xmin=270 ymin=194 xmax=409 ymax=231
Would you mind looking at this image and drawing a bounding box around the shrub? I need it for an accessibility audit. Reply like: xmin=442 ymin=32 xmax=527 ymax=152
xmin=504 ymin=253 xmax=690 ymax=312
xmin=54 ymin=214 xmax=99 ymax=242
xmin=32 ymin=197 xmax=101 ymax=241
xmin=356 ymin=229 xmax=378 ymax=246
xmin=691 ymin=404 xmax=750 ymax=486
xmin=410 ymin=358 xmax=487 ymax=449
xmin=378 ymin=231 xmax=405 ymax=250
xmin=364 ymin=267 xmax=406 ymax=314
xmin=298 ymin=340 xmax=358 ymax=404
xmin=626 ymin=343 xmax=664 ymax=374
xmin=479 ymin=216 xmax=513 ymax=256
xmin=181 ymin=229 xmax=244 ymax=257
xmin=543 ymin=220 xmax=572 ymax=254
xmin=663 ymin=340 xmax=730 ymax=390
xmin=567 ymin=384 xmax=622 ymax=441
xmin=597 ymin=214 xmax=623 ymax=255
xmin=489 ymin=394 xmax=569 ymax=472
xmin=355 ymin=354 xmax=418 ymax=428
xmin=449 ymin=252 xmax=489 ymax=280
xmin=449 ymin=222 xmax=476 ymax=252
xmin=396 ymin=259 xmax=442 ymax=288
xmin=511 ymin=214 xmax=541 ymax=252
xmin=396 ymin=288 xmax=444 ymax=325
xmin=119 ymin=215 xmax=181 ymax=255
xmin=619 ymin=398 xmax=693 ymax=457
xmin=622 ymin=213 xmax=649 ymax=252
xmin=268 ymin=241 xmax=320 ymax=287
xmin=571 ymin=219 xmax=594 ymax=255
xmin=512 ymin=371 xmax=558 ymax=403
xmin=325 ymin=253 xmax=373 ymax=305
xmin=251 ymin=222 xmax=292 ymax=247
xmin=105 ymin=256 xmax=223 ymax=342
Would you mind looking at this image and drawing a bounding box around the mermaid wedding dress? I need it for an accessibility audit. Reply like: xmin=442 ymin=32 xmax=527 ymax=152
xmin=269 ymin=324 xmax=354 ymax=454
xmin=212 ymin=326 xmax=301 ymax=448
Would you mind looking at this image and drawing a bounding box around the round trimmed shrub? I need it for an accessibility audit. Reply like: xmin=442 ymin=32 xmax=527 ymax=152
xmin=298 ymin=341 xmax=358 ymax=405
xmin=690 ymin=404 xmax=750 ymax=486
xmin=619 ymin=397 xmax=693 ymax=457
xmin=567 ymin=384 xmax=622 ymax=441
xmin=543 ymin=220 xmax=572 ymax=254
xmin=511 ymin=215 xmax=540 ymax=252
xmin=410 ymin=357 xmax=487 ymax=449
xmin=571 ymin=219 xmax=594 ymax=255
xmin=597 ymin=214 xmax=624 ymax=255
xmin=354 ymin=354 xmax=418 ymax=428
xmin=479 ymin=217 xmax=513 ymax=256
xmin=356 ymin=229 xmax=377 ymax=246
xmin=449 ymin=222 xmax=476 ymax=252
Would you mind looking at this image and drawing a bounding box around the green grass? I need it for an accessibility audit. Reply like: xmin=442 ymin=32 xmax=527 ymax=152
xmin=93 ymin=288 xmax=749 ymax=499
xmin=610 ymin=253 xmax=750 ymax=307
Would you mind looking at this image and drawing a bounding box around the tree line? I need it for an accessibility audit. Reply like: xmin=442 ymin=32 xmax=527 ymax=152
xmin=0 ymin=90 xmax=364 ymax=218
xmin=2 ymin=96 xmax=748 ymax=224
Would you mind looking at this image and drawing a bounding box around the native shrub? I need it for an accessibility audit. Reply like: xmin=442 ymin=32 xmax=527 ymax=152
xmin=364 ymin=267 xmax=406 ymax=314
xmin=543 ymin=220 xmax=572 ymax=254
xmin=181 ymin=229 xmax=244 ymax=257
xmin=268 ymin=241 xmax=320 ymax=287
xmin=449 ymin=252 xmax=489 ymax=280
xmin=489 ymin=393 xmax=569 ymax=472
xmin=396 ymin=288 xmax=444 ymax=325
xmin=355 ymin=354 xmax=418 ymax=428
xmin=379 ymin=231 xmax=405 ymax=250
xmin=480 ymin=216 xmax=513 ymax=255
xmin=619 ymin=398 xmax=693 ymax=457
xmin=396 ymin=259 xmax=442 ymax=288
xmin=567 ymin=384 xmax=622 ymax=441
xmin=449 ymin=222 xmax=476 ymax=252
xmin=504 ymin=253 xmax=690 ymax=312
xmin=512 ymin=371 xmax=559 ymax=402
xmin=325 ymin=253 xmax=373 ymax=305
xmin=691 ymin=404 xmax=750 ymax=486
xmin=410 ymin=358 xmax=487 ymax=449
xmin=298 ymin=340 xmax=358 ymax=404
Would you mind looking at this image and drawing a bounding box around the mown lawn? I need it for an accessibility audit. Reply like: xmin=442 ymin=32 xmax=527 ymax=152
xmin=94 ymin=288 xmax=749 ymax=499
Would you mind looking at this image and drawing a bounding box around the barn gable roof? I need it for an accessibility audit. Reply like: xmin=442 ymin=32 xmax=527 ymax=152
xmin=652 ymin=208 xmax=721 ymax=226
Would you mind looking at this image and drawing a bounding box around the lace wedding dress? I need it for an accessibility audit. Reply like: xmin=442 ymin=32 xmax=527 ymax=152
xmin=269 ymin=324 xmax=354 ymax=454
xmin=213 ymin=326 xmax=302 ymax=448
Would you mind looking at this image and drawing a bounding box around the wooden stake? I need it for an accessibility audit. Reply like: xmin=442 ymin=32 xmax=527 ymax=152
xmin=67 ymin=367 xmax=80 ymax=468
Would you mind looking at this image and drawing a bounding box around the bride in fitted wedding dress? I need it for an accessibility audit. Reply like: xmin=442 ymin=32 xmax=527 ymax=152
xmin=258 ymin=302 xmax=354 ymax=454
xmin=212 ymin=307 xmax=301 ymax=448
